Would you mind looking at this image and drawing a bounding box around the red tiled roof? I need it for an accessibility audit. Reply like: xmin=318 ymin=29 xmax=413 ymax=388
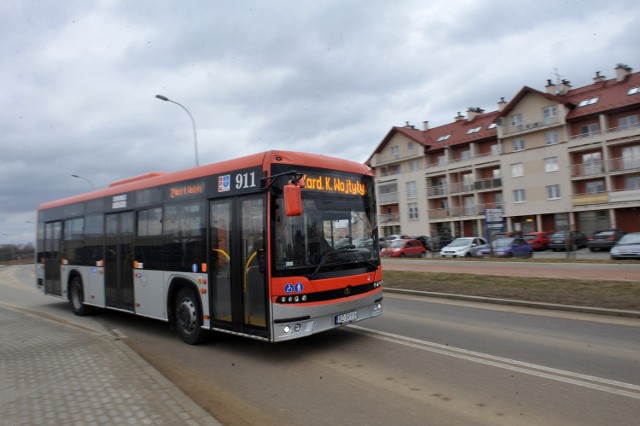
xmin=564 ymin=72 xmax=640 ymax=120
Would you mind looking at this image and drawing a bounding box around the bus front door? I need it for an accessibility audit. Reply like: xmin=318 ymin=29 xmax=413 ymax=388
xmin=105 ymin=212 xmax=134 ymax=311
xmin=210 ymin=195 xmax=267 ymax=338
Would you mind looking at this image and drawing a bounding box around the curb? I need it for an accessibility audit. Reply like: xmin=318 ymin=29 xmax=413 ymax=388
xmin=383 ymin=287 xmax=640 ymax=318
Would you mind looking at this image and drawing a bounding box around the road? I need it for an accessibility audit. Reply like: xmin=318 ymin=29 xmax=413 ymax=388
xmin=2 ymin=264 xmax=640 ymax=425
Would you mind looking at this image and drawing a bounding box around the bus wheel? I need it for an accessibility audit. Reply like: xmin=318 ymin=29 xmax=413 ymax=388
xmin=175 ymin=287 xmax=205 ymax=345
xmin=69 ymin=276 xmax=94 ymax=316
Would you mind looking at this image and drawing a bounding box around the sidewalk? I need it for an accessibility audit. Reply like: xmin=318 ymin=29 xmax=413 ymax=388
xmin=0 ymin=304 xmax=221 ymax=426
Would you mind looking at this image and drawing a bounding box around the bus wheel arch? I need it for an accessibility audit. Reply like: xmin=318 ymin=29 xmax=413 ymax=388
xmin=168 ymin=278 xmax=206 ymax=345
xmin=68 ymin=272 xmax=95 ymax=316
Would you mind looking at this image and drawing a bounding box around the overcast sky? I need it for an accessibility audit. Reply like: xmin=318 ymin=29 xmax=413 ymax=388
xmin=2 ymin=0 xmax=639 ymax=244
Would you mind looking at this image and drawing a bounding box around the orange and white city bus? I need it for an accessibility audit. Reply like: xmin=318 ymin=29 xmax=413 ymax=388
xmin=36 ymin=151 xmax=383 ymax=343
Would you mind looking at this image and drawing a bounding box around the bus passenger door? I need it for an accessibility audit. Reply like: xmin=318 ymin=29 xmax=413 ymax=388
xmin=209 ymin=195 xmax=267 ymax=337
xmin=105 ymin=212 xmax=134 ymax=311
xmin=43 ymin=221 xmax=62 ymax=296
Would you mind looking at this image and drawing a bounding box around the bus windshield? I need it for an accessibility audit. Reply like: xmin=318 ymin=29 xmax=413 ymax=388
xmin=274 ymin=184 xmax=379 ymax=277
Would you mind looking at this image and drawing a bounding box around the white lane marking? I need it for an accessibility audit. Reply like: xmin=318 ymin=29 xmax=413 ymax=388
xmin=347 ymin=324 xmax=640 ymax=400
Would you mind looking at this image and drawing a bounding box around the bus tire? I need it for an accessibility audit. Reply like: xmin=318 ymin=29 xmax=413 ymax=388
xmin=69 ymin=276 xmax=94 ymax=316
xmin=175 ymin=287 xmax=205 ymax=345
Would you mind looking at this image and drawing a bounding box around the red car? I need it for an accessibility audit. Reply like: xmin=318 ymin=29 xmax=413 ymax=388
xmin=524 ymin=231 xmax=551 ymax=251
xmin=380 ymin=239 xmax=427 ymax=258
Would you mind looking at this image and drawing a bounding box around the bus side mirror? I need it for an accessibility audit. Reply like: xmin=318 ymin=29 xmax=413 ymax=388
xmin=284 ymin=182 xmax=302 ymax=216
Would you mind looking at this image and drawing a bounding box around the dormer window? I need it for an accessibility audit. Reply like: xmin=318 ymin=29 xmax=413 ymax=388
xmin=578 ymin=97 xmax=599 ymax=107
xmin=437 ymin=134 xmax=451 ymax=142
xmin=487 ymin=123 xmax=497 ymax=129
xmin=628 ymin=87 xmax=640 ymax=95
xmin=466 ymin=126 xmax=482 ymax=134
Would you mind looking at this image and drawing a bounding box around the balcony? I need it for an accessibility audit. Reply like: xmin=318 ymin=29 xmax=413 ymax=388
xmin=378 ymin=192 xmax=399 ymax=205
xmin=379 ymin=213 xmax=400 ymax=224
xmin=501 ymin=117 xmax=560 ymax=137
xmin=608 ymin=155 xmax=640 ymax=173
xmin=609 ymin=188 xmax=640 ymax=203
xmin=427 ymin=185 xmax=448 ymax=197
xmin=572 ymin=192 xmax=609 ymax=206
xmin=570 ymin=162 xmax=604 ymax=178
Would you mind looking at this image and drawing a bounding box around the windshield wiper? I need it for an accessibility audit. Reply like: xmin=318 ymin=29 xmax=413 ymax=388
xmin=309 ymin=246 xmax=357 ymax=278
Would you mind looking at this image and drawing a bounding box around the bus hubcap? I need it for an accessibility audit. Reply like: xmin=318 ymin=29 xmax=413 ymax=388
xmin=177 ymin=297 xmax=197 ymax=333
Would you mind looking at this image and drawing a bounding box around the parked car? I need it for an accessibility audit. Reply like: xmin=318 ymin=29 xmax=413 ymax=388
xmin=524 ymin=231 xmax=551 ymax=251
xmin=610 ymin=232 xmax=640 ymax=260
xmin=587 ymin=228 xmax=626 ymax=251
xmin=477 ymin=237 xmax=533 ymax=258
xmin=548 ymin=231 xmax=588 ymax=251
xmin=440 ymin=237 xmax=487 ymax=258
xmin=381 ymin=239 xmax=427 ymax=258
xmin=380 ymin=234 xmax=410 ymax=249
xmin=412 ymin=235 xmax=431 ymax=250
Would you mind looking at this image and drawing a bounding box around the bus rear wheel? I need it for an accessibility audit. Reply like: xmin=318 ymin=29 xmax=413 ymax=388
xmin=175 ymin=287 xmax=205 ymax=345
xmin=69 ymin=276 xmax=94 ymax=316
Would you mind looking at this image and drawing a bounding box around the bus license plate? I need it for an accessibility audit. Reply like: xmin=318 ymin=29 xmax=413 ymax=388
xmin=335 ymin=311 xmax=357 ymax=324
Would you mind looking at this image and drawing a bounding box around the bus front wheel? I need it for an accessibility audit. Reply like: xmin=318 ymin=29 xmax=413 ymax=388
xmin=69 ymin=276 xmax=94 ymax=316
xmin=175 ymin=287 xmax=205 ymax=345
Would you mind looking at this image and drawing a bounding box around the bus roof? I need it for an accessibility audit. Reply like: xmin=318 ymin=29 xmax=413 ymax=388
xmin=38 ymin=150 xmax=372 ymax=211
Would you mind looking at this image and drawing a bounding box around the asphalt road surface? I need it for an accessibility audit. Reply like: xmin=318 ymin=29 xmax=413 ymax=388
xmin=2 ymin=265 xmax=640 ymax=425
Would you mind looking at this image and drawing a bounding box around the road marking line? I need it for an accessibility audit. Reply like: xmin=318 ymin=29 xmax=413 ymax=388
xmin=347 ymin=324 xmax=640 ymax=400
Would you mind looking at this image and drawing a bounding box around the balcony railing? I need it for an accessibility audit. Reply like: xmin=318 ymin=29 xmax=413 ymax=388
xmin=379 ymin=213 xmax=400 ymax=224
xmin=571 ymin=155 xmax=640 ymax=177
xmin=501 ymin=117 xmax=560 ymax=136
xmin=428 ymin=202 xmax=504 ymax=220
xmin=572 ymin=192 xmax=609 ymax=206
xmin=427 ymin=177 xmax=502 ymax=197
xmin=378 ymin=192 xmax=399 ymax=205
xmin=569 ymin=121 xmax=640 ymax=141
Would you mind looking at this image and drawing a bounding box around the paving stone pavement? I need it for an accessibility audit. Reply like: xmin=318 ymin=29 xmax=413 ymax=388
xmin=0 ymin=304 xmax=221 ymax=426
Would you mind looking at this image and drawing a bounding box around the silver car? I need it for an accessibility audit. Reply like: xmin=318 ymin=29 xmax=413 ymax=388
xmin=610 ymin=232 xmax=640 ymax=260
xmin=440 ymin=237 xmax=487 ymax=258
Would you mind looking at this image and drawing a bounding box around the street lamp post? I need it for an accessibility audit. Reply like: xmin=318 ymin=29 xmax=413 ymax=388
xmin=71 ymin=174 xmax=95 ymax=190
xmin=155 ymin=94 xmax=199 ymax=167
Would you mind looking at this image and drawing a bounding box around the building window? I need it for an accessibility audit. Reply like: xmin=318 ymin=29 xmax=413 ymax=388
xmin=544 ymin=157 xmax=559 ymax=172
xmin=408 ymin=141 xmax=414 ymax=151
xmin=622 ymin=146 xmax=640 ymax=169
xmin=585 ymin=180 xmax=605 ymax=194
xmin=513 ymin=139 xmax=525 ymax=151
xmin=625 ymin=175 xmax=640 ymax=189
xmin=578 ymin=97 xmax=599 ymax=107
xmin=406 ymin=181 xmax=417 ymax=199
xmin=490 ymin=144 xmax=501 ymax=155
xmin=619 ymin=115 xmax=639 ymax=130
xmin=543 ymin=105 xmax=557 ymax=124
xmin=461 ymin=149 xmax=471 ymax=160
xmin=513 ymin=189 xmax=526 ymax=203
xmin=408 ymin=202 xmax=419 ymax=220
xmin=545 ymin=130 xmax=560 ymax=145
xmin=579 ymin=123 xmax=599 ymax=137
xmin=410 ymin=159 xmax=420 ymax=171
xmin=511 ymin=162 xmax=524 ymax=178
xmin=437 ymin=155 xmax=446 ymax=166
xmin=511 ymin=114 xmax=523 ymax=131
xmin=582 ymin=152 xmax=602 ymax=175
xmin=546 ymin=184 xmax=561 ymax=199
xmin=391 ymin=146 xmax=399 ymax=158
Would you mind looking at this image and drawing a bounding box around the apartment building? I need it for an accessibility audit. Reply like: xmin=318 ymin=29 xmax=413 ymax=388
xmin=368 ymin=64 xmax=640 ymax=239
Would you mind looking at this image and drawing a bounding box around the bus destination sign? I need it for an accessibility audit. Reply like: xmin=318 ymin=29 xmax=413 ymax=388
xmin=302 ymin=173 xmax=366 ymax=196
